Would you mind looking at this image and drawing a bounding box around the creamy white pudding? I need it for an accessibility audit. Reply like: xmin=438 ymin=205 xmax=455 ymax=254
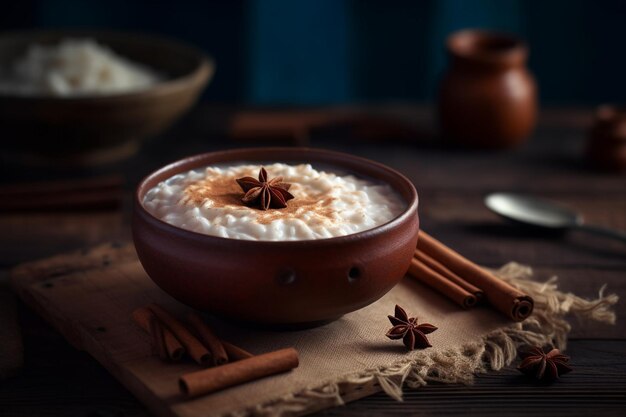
xmin=0 ymin=39 xmax=160 ymax=96
xmin=143 ymin=163 xmax=406 ymax=241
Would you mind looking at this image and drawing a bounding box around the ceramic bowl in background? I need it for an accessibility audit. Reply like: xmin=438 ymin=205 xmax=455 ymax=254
xmin=0 ymin=30 xmax=213 ymax=165
xmin=132 ymin=148 xmax=419 ymax=326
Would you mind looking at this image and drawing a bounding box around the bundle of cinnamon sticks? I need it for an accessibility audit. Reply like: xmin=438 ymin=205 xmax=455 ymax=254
xmin=132 ymin=304 xmax=299 ymax=398
xmin=408 ymin=232 xmax=534 ymax=321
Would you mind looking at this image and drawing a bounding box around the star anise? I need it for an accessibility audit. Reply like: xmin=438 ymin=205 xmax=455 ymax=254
xmin=386 ymin=305 xmax=437 ymax=350
xmin=517 ymin=346 xmax=572 ymax=382
xmin=235 ymin=167 xmax=294 ymax=210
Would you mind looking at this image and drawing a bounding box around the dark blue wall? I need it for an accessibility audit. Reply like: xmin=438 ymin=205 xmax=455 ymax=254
xmin=2 ymin=0 xmax=625 ymax=105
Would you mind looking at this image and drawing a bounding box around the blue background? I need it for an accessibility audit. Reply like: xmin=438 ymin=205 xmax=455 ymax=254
xmin=2 ymin=0 xmax=625 ymax=105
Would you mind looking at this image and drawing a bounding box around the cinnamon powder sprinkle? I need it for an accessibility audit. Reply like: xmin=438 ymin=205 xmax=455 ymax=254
xmin=181 ymin=175 xmax=337 ymax=225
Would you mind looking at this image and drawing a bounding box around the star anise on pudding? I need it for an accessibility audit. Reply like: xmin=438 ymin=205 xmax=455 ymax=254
xmin=517 ymin=346 xmax=572 ymax=382
xmin=236 ymin=167 xmax=294 ymax=210
xmin=386 ymin=305 xmax=438 ymax=350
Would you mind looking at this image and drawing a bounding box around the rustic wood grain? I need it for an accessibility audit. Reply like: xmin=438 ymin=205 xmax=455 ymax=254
xmin=317 ymin=340 xmax=626 ymax=417
xmin=0 ymin=301 xmax=149 ymax=417
xmin=8 ymin=244 xmax=197 ymax=417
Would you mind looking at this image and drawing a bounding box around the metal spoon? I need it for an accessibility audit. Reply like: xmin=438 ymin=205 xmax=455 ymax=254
xmin=485 ymin=192 xmax=626 ymax=244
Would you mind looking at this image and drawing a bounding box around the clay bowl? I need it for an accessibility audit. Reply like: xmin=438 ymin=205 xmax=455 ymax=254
xmin=0 ymin=30 xmax=213 ymax=164
xmin=133 ymin=148 xmax=420 ymax=326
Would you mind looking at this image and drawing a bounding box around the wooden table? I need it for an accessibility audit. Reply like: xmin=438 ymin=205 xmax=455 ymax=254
xmin=0 ymin=105 xmax=624 ymax=416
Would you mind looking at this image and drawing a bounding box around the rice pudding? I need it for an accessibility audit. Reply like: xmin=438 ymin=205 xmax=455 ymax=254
xmin=0 ymin=39 xmax=160 ymax=96
xmin=143 ymin=163 xmax=406 ymax=241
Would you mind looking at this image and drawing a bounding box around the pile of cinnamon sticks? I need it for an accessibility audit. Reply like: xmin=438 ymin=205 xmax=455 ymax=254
xmin=132 ymin=304 xmax=299 ymax=398
xmin=408 ymin=232 xmax=534 ymax=321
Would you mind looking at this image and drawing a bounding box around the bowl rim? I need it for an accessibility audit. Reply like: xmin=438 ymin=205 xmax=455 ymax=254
xmin=0 ymin=29 xmax=214 ymax=102
xmin=134 ymin=147 xmax=419 ymax=248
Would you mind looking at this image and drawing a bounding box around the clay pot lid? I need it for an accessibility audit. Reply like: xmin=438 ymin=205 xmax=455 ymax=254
xmin=447 ymin=29 xmax=528 ymax=67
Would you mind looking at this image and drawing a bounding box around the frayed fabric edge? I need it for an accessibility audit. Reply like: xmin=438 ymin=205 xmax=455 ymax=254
xmin=230 ymin=262 xmax=618 ymax=417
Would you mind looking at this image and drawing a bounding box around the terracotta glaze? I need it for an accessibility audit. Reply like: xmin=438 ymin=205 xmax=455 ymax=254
xmin=133 ymin=148 xmax=420 ymax=326
xmin=438 ymin=29 xmax=537 ymax=149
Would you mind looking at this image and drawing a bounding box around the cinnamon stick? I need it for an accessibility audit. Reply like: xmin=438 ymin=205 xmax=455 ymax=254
xmin=415 ymin=249 xmax=484 ymax=300
xmin=222 ymin=341 xmax=254 ymax=361
xmin=132 ymin=307 xmax=184 ymax=361
xmin=187 ymin=312 xmax=229 ymax=366
xmin=0 ymin=175 xmax=124 ymax=195
xmin=179 ymin=348 xmax=299 ymax=398
xmin=0 ymin=175 xmax=124 ymax=211
xmin=148 ymin=315 xmax=168 ymax=360
xmin=148 ymin=304 xmax=211 ymax=365
xmin=418 ymin=232 xmax=534 ymax=321
xmin=0 ymin=188 xmax=124 ymax=211
xmin=407 ymin=258 xmax=477 ymax=308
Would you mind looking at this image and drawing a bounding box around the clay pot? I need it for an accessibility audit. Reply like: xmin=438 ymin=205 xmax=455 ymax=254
xmin=133 ymin=148 xmax=420 ymax=327
xmin=586 ymin=105 xmax=626 ymax=172
xmin=438 ymin=30 xmax=537 ymax=149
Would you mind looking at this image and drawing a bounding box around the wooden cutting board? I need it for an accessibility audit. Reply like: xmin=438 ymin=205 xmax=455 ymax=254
xmin=11 ymin=242 xmax=381 ymax=417
xmin=11 ymin=242 xmax=298 ymax=417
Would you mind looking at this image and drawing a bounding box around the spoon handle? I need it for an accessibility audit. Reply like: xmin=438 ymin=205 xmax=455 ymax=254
xmin=574 ymin=224 xmax=626 ymax=244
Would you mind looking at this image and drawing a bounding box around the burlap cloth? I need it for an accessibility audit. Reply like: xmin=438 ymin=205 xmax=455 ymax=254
xmin=191 ymin=263 xmax=617 ymax=417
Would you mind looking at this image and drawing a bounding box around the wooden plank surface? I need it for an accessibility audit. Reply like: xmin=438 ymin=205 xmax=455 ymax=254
xmin=0 ymin=105 xmax=625 ymax=417
xmin=7 ymin=243 xmax=215 ymax=417
xmin=8 ymin=243 xmax=395 ymax=417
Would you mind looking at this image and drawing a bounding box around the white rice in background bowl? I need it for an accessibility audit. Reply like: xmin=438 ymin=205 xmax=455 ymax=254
xmin=0 ymin=38 xmax=161 ymax=96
